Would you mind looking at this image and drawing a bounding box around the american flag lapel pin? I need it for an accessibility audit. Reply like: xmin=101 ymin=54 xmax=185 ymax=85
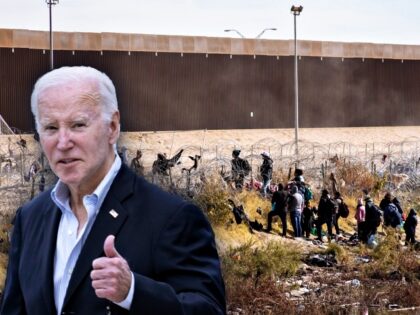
xmin=109 ymin=209 xmax=119 ymax=218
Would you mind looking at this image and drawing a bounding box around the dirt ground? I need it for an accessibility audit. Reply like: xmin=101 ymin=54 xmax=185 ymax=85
xmin=119 ymin=126 xmax=420 ymax=167
xmin=1 ymin=125 xmax=420 ymax=217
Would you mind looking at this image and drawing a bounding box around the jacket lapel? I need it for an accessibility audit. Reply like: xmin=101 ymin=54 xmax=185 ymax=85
xmin=62 ymin=165 xmax=135 ymax=307
xmin=41 ymin=201 xmax=62 ymax=314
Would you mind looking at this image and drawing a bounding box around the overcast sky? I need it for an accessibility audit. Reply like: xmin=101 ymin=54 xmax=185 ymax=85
xmin=1 ymin=0 xmax=420 ymax=45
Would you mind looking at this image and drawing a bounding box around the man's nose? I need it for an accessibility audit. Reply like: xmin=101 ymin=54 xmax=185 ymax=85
xmin=57 ymin=129 xmax=73 ymax=150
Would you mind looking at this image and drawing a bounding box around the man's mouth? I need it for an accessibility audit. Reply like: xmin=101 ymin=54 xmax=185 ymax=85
xmin=58 ymin=158 xmax=78 ymax=165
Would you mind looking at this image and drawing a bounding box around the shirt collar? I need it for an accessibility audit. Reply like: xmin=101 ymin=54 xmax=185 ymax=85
xmin=51 ymin=155 xmax=122 ymax=214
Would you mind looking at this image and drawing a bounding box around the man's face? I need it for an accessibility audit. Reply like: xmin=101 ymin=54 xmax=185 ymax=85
xmin=37 ymin=81 xmax=120 ymax=194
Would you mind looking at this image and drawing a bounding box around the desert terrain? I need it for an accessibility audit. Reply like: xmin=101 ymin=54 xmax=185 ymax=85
xmin=1 ymin=126 xmax=420 ymax=314
xmin=1 ymin=125 xmax=420 ymax=217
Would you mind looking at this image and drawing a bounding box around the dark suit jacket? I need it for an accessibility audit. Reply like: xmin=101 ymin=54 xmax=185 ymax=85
xmin=1 ymin=164 xmax=226 ymax=315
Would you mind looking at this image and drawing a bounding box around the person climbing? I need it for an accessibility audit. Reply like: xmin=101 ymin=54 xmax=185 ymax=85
xmin=260 ymin=151 xmax=273 ymax=197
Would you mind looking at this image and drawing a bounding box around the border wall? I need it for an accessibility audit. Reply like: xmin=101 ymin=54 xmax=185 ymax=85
xmin=1 ymin=29 xmax=420 ymax=132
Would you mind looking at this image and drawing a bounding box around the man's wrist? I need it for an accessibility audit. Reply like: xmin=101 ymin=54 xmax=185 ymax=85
xmin=114 ymin=272 xmax=135 ymax=310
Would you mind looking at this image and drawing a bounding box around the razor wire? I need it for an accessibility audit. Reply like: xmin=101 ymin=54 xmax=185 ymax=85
xmin=1 ymin=136 xmax=420 ymax=215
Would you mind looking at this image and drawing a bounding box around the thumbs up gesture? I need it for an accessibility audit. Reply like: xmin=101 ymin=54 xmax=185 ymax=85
xmin=91 ymin=235 xmax=132 ymax=302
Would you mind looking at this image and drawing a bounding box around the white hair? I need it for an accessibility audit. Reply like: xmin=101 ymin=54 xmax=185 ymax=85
xmin=31 ymin=66 xmax=118 ymax=132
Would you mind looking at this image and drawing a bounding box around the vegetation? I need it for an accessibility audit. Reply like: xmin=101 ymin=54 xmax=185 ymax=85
xmin=0 ymin=140 xmax=419 ymax=313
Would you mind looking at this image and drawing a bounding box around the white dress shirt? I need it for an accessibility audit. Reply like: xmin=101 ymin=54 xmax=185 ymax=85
xmin=51 ymin=155 xmax=134 ymax=314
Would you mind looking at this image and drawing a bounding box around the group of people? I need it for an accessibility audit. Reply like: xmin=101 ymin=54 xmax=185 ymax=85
xmin=355 ymin=192 xmax=418 ymax=246
xmin=230 ymin=149 xmax=273 ymax=196
xmin=264 ymin=171 xmax=417 ymax=246
xmin=265 ymin=170 xmax=315 ymax=238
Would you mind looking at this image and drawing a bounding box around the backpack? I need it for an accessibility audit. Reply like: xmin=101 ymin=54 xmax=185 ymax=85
xmin=304 ymin=186 xmax=313 ymax=201
xmin=370 ymin=204 xmax=383 ymax=228
xmin=384 ymin=203 xmax=402 ymax=227
xmin=242 ymin=159 xmax=251 ymax=176
xmin=339 ymin=202 xmax=350 ymax=218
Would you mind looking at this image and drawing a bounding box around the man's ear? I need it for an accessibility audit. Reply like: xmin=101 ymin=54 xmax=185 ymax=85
xmin=109 ymin=111 xmax=120 ymax=144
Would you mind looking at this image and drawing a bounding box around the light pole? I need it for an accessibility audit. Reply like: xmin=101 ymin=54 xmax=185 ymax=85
xmin=291 ymin=5 xmax=303 ymax=158
xmin=224 ymin=29 xmax=245 ymax=38
xmin=46 ymin=0 xmax=59 ymax=70
xmin=224 ymin=28 xmax=277 ymax=39
xmin=255 ymin=27 xmax=277 ymax=39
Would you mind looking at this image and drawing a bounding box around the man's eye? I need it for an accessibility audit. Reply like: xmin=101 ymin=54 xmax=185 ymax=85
xmin=44 ymin=126 xmax=57 ymax=131
xmin=73 ymin=123 xmax=86 ymax=128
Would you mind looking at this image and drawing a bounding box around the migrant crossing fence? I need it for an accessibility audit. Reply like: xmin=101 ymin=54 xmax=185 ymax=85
xmin=139 ymin=137 xmax=420 ymax=196
xmin=1 ymin=134 xmax=420 ymax=213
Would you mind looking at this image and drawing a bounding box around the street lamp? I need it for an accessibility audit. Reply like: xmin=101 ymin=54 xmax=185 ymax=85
xmin=291 ymin=5 xmax=303 ymax=158
xmin=255 ymin=27 xmax=277 ymax=39
xmin=224 ymin=29 xmax=245 ymax=38
xmin=46 ymin=0 xmax=59 ymax=70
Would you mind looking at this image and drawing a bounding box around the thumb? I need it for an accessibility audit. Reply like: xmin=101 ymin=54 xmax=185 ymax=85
xmin=103 ymin=235 xmax=120 ymax=258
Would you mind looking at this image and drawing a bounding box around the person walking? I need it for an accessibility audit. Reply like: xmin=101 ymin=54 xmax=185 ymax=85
xmin=266 ymin=183 xmax=288 ymax=236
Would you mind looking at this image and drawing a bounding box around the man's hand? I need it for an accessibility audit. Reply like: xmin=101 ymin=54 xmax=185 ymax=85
xmin=91 ymin=235 xmax=132 ymax=302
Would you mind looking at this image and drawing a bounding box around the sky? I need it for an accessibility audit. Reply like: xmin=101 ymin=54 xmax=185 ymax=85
xmin=1 ymin=0 xmax=420 ymax=45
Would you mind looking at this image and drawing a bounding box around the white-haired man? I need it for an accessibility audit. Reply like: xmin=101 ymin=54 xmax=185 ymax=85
xmin=1 ymin=66 xmax=225 ymax=315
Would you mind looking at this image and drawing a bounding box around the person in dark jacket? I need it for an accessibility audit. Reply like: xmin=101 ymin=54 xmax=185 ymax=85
xmin=333 ymin=191 xmax=343 ymax=235
xmin=379 ymin=192 xmax=402 ymax=228
xmin=266 ymin=183 xmax=288 ymax=236
xmin=231 ymin=149 xmax=251 ymax=189
xmin=1 ymin=66 xmax=225 ymax=315
xmin=392 ymin=196 xmax=404 ymax=215
xmin=364 ymin=195 xmax=382 ymax=241
xmin=301 ymin=200 xmax=314 ymax=238
xmin=404 ymin=208 xmax=417 ymax=245
xmin=259 ymin=151 xmax=273 ymax=197
xmin=316 ymin=189 xmax=337 ymax=242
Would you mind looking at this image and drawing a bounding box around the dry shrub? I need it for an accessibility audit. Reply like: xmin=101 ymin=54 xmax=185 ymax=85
xmin=222 ymin=241 xmax=301 ymax=286
xmin=0 ymin=252 xmax=8 ymax=293
xmin=322 ymin=243 xmax=349 ymax=265
xmin=335 ymin=161 xmax=376 ymax=195
xmin=362 ymin=230 xmax=420 ymax=282
xmin=194 ymin=176 xmax=232 ymax=226
xmin=0 ymin=226 xmax=10 ymax=254
xmin=226 ymin=277 xmax=298 ymax=314
xmin=238 ymin=190 xmax=271 ymax=220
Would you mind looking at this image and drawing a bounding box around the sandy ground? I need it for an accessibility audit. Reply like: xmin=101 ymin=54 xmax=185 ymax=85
xmin=119 ymin=126 xmax=420 ymax=167
xmin=0 ymin=126 xmax=419 ymax=217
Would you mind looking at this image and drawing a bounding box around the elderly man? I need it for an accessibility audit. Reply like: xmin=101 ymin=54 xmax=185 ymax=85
xmin=1 ymin=66 xmax=225 ymax=315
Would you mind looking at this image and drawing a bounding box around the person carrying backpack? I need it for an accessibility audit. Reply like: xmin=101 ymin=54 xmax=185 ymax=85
xmin=316 ymin=189 xmax=337 ymax=242
xmin=380 ymin=192 xmax=402 ymax=228
xmin=231 ymin=149 xmax=251 ymax=189
xmin=364 ymin=195 xmax=383 ymax=242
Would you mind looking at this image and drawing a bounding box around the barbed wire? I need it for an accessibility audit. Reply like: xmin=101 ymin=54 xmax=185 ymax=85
xmin=1 ymin=137 xmax=419 ymax=217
